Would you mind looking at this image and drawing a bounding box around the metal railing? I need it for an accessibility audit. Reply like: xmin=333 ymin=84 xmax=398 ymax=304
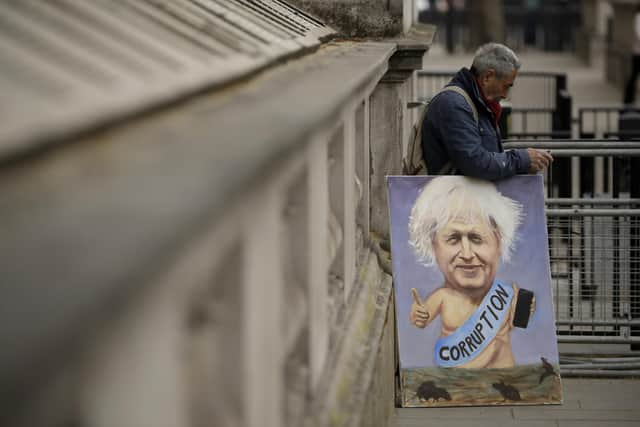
xmin=578 ymin=107 xmax=624 ymax=138
xmin=504 ymin=139 xmax=640 ymax=200
xmin=577 ymin=106 xmax=640 ymax=139
xmin=503 ymin=140 xmax=640 ymax=377
xmin=548 ymin=203 xmax=640 ymax=377
xmin=546 ymin=203 xmax=640 ymax=332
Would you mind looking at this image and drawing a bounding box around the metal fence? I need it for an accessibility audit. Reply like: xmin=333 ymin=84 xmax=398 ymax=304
xmin=547 ymin=201 xmax=640 ymax=376
xmin=546 ymin=201 xmax=640 ymax=336
xmin=577 ymin=107 xmax=640 ymax=140
xmin=578 ymin=107 xmax=623 ymax=138
xmin=503 ymin=140 xmax=640 ymax=376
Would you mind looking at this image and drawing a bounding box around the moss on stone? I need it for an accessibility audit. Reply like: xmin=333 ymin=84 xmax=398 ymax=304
xmin=286 ymin=1 xmax=403 ymax=38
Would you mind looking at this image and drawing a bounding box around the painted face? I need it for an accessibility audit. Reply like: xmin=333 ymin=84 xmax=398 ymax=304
xmin=480 ymin=69 xmax=517 ymax=103
xmin=432 ymin=216 xmax=501 ymax=297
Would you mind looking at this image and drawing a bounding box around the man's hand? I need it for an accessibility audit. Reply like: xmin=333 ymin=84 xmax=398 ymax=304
xmin=410 ymin=288 xmax=430 ymax=328
xmin=527 ymin=148 xmax=554 ymax=173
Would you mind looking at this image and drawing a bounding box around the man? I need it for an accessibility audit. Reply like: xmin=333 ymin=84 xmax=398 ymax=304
xmin=422 ymin=43 xmax=553 ymax=180
xmin=407 ymin=176 xmax=534 ymax=369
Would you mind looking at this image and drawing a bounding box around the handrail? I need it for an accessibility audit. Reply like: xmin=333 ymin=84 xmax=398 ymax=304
xmin=416 ymin=70 xmax=566 ymax=78
xmin=504 ymin=140 xmax=640 ymax=148
xmin=546 ymin=198 xmax=640 ymax=205
xmin=546 ymin=209 xmax=640 ymax=216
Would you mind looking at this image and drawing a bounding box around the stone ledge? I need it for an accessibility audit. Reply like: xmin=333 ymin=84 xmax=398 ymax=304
xmin=383 ymin=24 xmax=435 ymax=83
xmin=388 ymin=24 xmax=437 ymax=53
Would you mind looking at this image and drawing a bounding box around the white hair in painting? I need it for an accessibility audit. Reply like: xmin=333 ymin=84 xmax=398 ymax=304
xmin=408 ymin=176 xmax=524 ymax=266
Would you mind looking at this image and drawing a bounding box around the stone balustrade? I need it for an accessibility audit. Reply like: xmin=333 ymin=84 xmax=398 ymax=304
xmin=0 ymin=4 xmax=434 ymax=424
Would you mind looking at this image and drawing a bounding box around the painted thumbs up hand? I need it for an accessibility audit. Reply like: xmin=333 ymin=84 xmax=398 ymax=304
xmin=410 ymin=288 xmax=430 ymax=328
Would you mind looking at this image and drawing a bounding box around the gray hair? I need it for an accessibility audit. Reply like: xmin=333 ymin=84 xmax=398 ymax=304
xmin=408 ymin=176 xmax=523 ymax=266
xmin=471 ymin=43 xmax=521 ymax=78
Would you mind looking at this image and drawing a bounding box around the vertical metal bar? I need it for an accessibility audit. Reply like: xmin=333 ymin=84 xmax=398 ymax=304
xmin=578 ymin=109 xmax=583 ymax=137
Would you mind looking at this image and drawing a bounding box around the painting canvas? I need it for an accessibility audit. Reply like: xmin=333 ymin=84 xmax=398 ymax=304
xmin=387 ymin=175 xmax=562 ymax=407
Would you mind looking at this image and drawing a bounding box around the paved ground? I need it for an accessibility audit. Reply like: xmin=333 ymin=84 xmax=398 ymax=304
xmin=389 ymin=47 xmax=640 ymax=427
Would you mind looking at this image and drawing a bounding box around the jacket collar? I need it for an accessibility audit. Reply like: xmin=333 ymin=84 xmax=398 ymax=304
xmin=449 ymin=67 xmax=501 ymax=125
xmin=449 ymin=67 xmax=488 ymax=111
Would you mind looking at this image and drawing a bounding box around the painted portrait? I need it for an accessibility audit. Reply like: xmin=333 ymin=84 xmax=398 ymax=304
xmin=387 ymin=175 xmax=562 ymax=407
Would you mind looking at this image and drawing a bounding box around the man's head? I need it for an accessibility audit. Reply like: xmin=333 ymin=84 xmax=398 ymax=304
xmin=409 ymin=177 xmax=523 ymax=296
xmin=471 ymin=43 xmax=521 ymax=103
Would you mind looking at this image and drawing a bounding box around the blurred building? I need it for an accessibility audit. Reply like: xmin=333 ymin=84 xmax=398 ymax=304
xmin=418 ymin=0 xmax=581 ymax=53
xmin=607 ymin=0 xmax=640 ymax=92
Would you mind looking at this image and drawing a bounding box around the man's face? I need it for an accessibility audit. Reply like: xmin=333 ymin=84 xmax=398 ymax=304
xmin=479 ymin=69 xmax=517 ymax=103
xmin=432 ymin=216 xmax=501 ymax=297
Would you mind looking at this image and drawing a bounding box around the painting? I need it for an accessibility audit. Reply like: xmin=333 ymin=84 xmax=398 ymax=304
xmin=387 ymin=175 xmax=562 ymax=407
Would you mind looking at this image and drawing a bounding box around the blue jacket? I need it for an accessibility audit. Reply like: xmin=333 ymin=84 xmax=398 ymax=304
xmin=421 ymin=68 xmax=531 ymax=180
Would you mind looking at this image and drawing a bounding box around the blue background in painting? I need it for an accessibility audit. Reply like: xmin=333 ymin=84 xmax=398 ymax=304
xmin=387 ymin=175 xmax=560 ymax=369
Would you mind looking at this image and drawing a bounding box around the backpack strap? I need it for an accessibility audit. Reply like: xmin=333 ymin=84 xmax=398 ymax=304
xmin=430 ymin=86 xmax=479 ymax=174
xmin=402 ymin=102 xmax=430 ymax=175
xmin=439 ymin=85 xmax=479 ymax=125
xmin=402 ymin=85 xmax=479 ymax=175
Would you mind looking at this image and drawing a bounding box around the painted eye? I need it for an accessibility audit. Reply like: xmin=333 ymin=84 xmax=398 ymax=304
xmin=469 ymin=234 xmax=484 ymax=244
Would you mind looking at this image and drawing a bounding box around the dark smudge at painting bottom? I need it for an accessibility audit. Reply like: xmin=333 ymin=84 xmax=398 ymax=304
xmin=401 ymin=362 xmax=563 ymax=407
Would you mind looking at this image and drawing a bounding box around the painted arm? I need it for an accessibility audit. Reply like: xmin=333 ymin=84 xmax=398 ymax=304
xmin=409 ymin=287 xmax=443 ymax=328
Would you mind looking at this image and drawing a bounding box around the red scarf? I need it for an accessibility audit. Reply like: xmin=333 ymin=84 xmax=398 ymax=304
xmin=475 ymin=78 xmax=502 ymax=128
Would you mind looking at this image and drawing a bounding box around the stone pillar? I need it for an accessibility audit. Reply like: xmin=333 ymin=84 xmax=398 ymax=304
xmin=469 ymin=0 xmax=505 ymax=48
xmin=577 ymin=0 xmax=598 ymax=64
xmin=369 ymin=42 xmax=428 ymax=238
xmin=606 ymin=1 xmax=638 ymax=91
xmin=401 ymin=0 xmax=416 ymax=34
